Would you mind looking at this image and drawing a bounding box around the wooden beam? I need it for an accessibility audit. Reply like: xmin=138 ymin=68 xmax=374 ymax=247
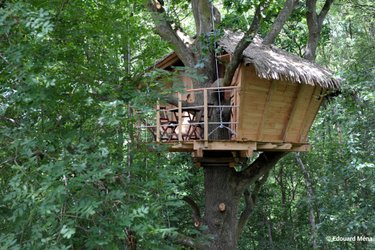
xmin=193 ymin=141 xmax=256 ymax=151
xmin=156 ymin=103 xmax=160 ymax=142
xmin=257 ymin=143 xmax=277 ymax=149
xmin=259 ymin=143 xmax=310 ymax=152
xmin=203 ymin=88 xmax=208 ymax=141
xmin=169 ymin=143 xmax=194 ymax=152
xmin=154 ymin=52 xmax=180 ymax=69
xmin=292 ymin=144 xmax=311 ymax=151
xmin=217 ymin=53 xmax=231 ymax=63
xmin=195 ymin=157 xmax=237 ymax=163
xmin=178 ymin=92 xmax=183 ymax=141
xmin=185 ymin=86 xmax=240 ymax=92
xmin=240 ymin=146 xmax=254 ymax=158
xmin=297 ymin=86 xmax=316 ymax=142
xmin=166 ymin=140 xmax=310 ymax=153
xmin=195 ymin=147 xmax=203 ymax=157
xmin=231 ymin=75 xmax=240 ymax=140
xmin=275 ymin=143 xmax=292 ymax=150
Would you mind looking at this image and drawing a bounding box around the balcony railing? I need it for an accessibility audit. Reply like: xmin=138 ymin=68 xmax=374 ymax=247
xmin=141 ymin=86 xmax=240 ymax=143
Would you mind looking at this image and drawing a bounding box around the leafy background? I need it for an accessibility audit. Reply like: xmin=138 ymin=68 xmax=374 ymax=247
xmin=0 ymin=0 xmax=374 ymax=249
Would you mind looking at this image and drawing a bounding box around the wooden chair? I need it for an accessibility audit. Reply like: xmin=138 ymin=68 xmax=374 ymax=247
xmin=186 ymin=105 xmax=213 ymax=140
xmin=159 ymin=107 xmax=178 ymax=141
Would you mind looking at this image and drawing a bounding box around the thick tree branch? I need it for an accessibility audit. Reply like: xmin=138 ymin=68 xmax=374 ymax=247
xmin=190 ymin=0 xmax=219 ymax=86
xmin=237 ymin=152 xmax=287 ymax=187
xmin=222 ymin=5 xmax=263 ymax=87
xmin=304 ymin=0 xmax=334 ymax=61
xmin=263 ymin=0 xmax=299 ymax=45
xmin=191 ymin=0 xmax=201 ymax=35
xmin=236 ymin=171 xmax=270 ymax=240
xmin=148 ymin=0 xmax=195 ymax=67
xmin=182 ymin=196 xmax=202 ymax=228
xmin=191 ymin=0 xmax=213 ymax=36
xmin=318 ymin=0 xmax=334 ymax=26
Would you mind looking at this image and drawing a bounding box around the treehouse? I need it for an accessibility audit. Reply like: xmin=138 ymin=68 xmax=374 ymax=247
xmin=143 ymin=31 xmax=340 ymax=165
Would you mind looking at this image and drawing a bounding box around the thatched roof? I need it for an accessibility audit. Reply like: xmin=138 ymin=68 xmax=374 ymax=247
xmin=219 ymin=30 xmax=340 ymax=89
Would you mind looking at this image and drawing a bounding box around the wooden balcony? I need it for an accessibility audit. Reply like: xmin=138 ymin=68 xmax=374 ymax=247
xmin=155 ymin=86 xmax=239 ymax=142
xmin=139 ymin=85 xmax=310 ymax=164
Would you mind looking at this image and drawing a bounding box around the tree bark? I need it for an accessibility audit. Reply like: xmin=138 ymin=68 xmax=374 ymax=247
xmin=148 ymin=0 xmax=195 ymax=67
xmin=236 ymin=171 xmax=270 ymax=240
xmin=191 ymin=0 xmax=214 ymax=36
xmin=203 ymin=166 xmax=242 ymax=250
xmin=222 ymin=5 xmax=263 ymax=87
xmin=295 ymin=153 xmax=318 ymax=249
xmin=202 ymin=152 xmax=286 ymax=249
xmin=304 ymin=0 xmax=334 ymax=61
xmin=182 ymin=196 xmax=202 ymax=228
xmin=263 ymin=0 xmax=300 ymax=45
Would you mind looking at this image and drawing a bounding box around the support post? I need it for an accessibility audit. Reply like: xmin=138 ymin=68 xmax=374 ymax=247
xmin=204 ymin=89 xmax=208 ymax=141
xmin=178 ymin=92 xmax=183 ymax=141
xmin=156 ymin=102 xmax=160 ymax=142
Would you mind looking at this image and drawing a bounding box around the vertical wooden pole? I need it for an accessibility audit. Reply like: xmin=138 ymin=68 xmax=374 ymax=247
xmin=178 ymin=92 xmax=183 ymax=141
xmin=235 ymin=87 xmax=240 ymax=139
xmin=156 ymin=102 xmax=160 ymax=142
xmin=204 ymin=89 xmax=208 ymax=141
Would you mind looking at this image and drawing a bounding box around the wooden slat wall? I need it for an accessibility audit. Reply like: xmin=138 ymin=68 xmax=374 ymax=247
xmin=283 ymin=85 xmax=316 ymax=143
xmin=230 ymin=68 xmax=241 ymax=139
xmin=260 ymin=81 xmax=299 ymax=142
xmin=237 ymin=65 xmax=323 ymax=144
xmin=256 ymin=80 xmax=277 ymax=141
xmin=238 ymin=66 xmax=270 ymax=140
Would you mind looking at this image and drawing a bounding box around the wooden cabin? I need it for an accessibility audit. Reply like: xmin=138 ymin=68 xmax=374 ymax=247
xmin=144 ymin=31 xmax=340 ymax=164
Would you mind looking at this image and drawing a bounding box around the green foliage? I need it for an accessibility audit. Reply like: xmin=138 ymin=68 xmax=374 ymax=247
xmin=1 ymin=0 xmax=373 ymax=249
xmin=0 ymin=1 xmax=188 ymax=249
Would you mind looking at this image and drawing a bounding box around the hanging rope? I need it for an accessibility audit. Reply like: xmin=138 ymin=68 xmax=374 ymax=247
xmin=209 ymin=2 xmax=237 ymax=137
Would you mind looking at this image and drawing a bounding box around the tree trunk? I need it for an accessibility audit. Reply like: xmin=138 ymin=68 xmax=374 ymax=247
xmin=203 ymin=165 xmax=242 ymax=250
xmin=295 ymin=153 xmax=318 ymax=249
xmin=200 ymin=152 xmax=285 ymax=249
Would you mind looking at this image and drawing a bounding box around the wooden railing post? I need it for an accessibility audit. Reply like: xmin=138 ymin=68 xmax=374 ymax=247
xmin=156 ymin=102 xmax=160 ymax=142
xmin=204 ymin=89 xmax=208 ymax=141
xmin=178 ymin=92 xmax=183 ymax=141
